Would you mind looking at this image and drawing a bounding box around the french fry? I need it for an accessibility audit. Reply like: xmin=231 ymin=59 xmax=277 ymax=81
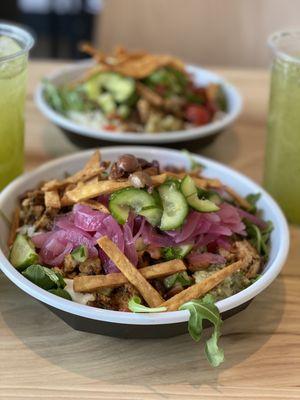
xmin=44 ymin=190 xmax=61 ymax=209
xmin=8 ymin=207 xmax=20 ymax=246
xmin=97 ymin=236 xmax=163 ymax=307
xmin=225 ymin=186 xmax=252 ymax=210
xmin=161 ymin=255 xmax=252 ymax=311
xmin=74 ymin=259 xmax=186 ymax=292
xmin=65 ymin=180 xmax=132 ymax=203
xmin=41 ymin=151 xmax=104 ymax=192
xmin=84 ymin=149 xmax=101 ymax=169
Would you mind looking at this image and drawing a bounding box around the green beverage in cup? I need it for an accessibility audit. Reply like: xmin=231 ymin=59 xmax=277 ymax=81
xmin=264 ymin=30 xmax=300 ymax=224
xmin=0 ymin=23 xmax=34 ymax=190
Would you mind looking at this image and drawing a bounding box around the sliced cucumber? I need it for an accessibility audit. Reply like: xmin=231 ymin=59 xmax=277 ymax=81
xmin=109 ymin=188 xmax=158 ymax=225
xmin=158 ymin=183 xmax=188 ymax=230
xmin=207 ymin=191 xmax=222 ymax=206
xmin=180 ymin=175 xmax=219 ymax=212
xmin=84 ymin=72 xmax=135 ymax=104
xmin=83 ymin=75 xmax=103 ymax=100
xmin=101 ymin=72 xmax=135 ymax=103
xmin=9 ymin=234 xmax=39 ymax=270
xmin=139 ymin=206 xmax=162 ymax=226
xmin=97 ymin=92 xmax=116 ymax=115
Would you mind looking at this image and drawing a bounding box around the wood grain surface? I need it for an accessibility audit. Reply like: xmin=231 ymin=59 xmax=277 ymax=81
xmin=0 ymin=61 xmax=299 ymax=400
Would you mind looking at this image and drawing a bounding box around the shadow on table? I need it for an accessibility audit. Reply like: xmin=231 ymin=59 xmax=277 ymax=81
xmin=41 ymin=123 xmax=240 ymax=167
xmin=1 ymin=272 xmax=285 ymax=387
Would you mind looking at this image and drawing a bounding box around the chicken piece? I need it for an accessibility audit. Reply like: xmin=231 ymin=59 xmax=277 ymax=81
xmin=78 ymin=258 xmax=102 ymax=276
xmin=63 ymin=254 xmax=77 ymax=273
xmin=234 ymin=240 xmax=261 ymax=278
xmin=137 ymin=98 xmax=151 ymax=124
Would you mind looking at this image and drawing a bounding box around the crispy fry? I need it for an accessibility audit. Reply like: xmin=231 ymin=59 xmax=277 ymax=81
xmin=41 ymin=151 xmax=104 ymax=192
xmin=63 ymin=174 xmax=168 ymax=204
xmin=74 ymin=259 xmax=186 ymax=293
xmin=84 ymin=150 xmax=101 ymax=170
xmin=161 ymin=254 xmax=252 ymax=311
xmin=41 ymin=166 xmax=105 ymax=192
xmin=79 ymin=45 xmax=186 ymax=79
xmin=8 ymin=207 xmax=20 ymax=246
xmin=97 ymin=236 xmax=163 ymax=307
xmin=44 ymin=190 xmax=61 ymax=209
xmin=65 ymin=180 xmax=132 ymax=203
xmin=79 ymin=200 xmax=110 ymax=214
xmin=225 ymin=186 xmax=252 ymax=210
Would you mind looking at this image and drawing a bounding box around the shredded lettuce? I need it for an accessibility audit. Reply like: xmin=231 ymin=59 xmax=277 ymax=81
xmin=180 ymin=294 xmax=224 ymax=367
xmin=128 ymin=296 xmax=167 ymax=313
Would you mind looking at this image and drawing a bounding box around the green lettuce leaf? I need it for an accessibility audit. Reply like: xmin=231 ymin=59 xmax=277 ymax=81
xmin=22 ymin=264 xmax=66 ymax=290
xmin=48 ymin=288 xmax=72 ymax=300
xmin=180 ymin=294 xmax=224 ymax=367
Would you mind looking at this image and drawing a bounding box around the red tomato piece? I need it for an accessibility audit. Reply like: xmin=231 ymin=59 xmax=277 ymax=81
xmin=185 ymin=105 xmax=211 ymax=125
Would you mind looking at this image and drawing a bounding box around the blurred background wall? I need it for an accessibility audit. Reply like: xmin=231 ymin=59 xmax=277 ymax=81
xmin=1 ymin=0 xmax=299 ymax=67
xmin=99 ymin=0 xmax=300 ymax=67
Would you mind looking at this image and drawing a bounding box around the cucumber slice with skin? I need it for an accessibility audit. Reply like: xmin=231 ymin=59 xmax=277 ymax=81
xmin=139 ymin=206 xmax=162 ymax=226
xmin=158 ymin=183 xmax=189 ymax=230
xmin=181 ymin=175 xmax=219 ymax=212
xmin=9 ymin=234 xmax=39 ymax=270
xmin=109 ymin=188 xmax=158 ymax=225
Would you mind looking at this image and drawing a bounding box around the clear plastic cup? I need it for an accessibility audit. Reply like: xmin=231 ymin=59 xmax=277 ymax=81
xmin=264 ymin=29 xmax=300 ymax=224
xmin=0 ymin=22 xmax=34 ymax=189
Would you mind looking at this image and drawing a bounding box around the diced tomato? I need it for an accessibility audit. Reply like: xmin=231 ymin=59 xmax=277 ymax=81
xmin=103 ymin=124 xmax=117 ymax=131
xmin=185 ymin=105 xmax=211 ymax=125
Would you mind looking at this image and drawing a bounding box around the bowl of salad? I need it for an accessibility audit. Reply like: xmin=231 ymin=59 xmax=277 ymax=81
xmin=0 ymin=147 xmax=288 ymax=367
xmin=35 ymin=46 xmax=242 ymax=145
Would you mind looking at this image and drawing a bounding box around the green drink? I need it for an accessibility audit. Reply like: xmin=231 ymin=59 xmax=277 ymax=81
xmin=0 ymin=23 xmax=34 ymax=190
xmin=264 ymin=30 xmax=300 ymax=223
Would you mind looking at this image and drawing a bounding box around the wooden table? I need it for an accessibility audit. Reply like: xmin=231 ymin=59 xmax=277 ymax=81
xmin=0 ymin=61 xmax=299 ymax=400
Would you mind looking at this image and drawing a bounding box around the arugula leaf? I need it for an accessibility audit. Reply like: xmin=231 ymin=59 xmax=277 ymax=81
xmin=22 ymin=264 xmax=66 ymax=290
xmin=164 ymin=271 xmax=193 ymax=289
xmin=180 ymin=294 xmax=224 ymax=367
xmin=245 ymin=220 xmax=273 ymax=257
xmin=245 ymin=193 xmax=261 ymax=213
xmin=128 ymin=296 xmax=167 ymax=313
xmin=49 ymin=288 xmax=72 ymax=300
xmin=71 ymin=245 xmax=88 ymax=262
xmin=181 ymin=149 xmax=204 ymax=171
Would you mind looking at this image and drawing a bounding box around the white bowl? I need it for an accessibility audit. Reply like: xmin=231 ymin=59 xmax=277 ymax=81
xmin=35 ymin=61 xmax=242 ymax=144
xmin=0 ymin=147 xmax=289 ymax=338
